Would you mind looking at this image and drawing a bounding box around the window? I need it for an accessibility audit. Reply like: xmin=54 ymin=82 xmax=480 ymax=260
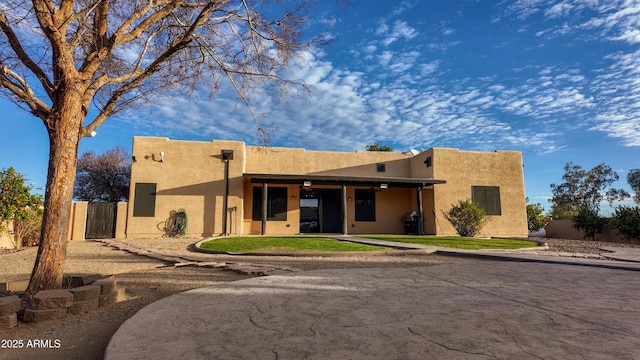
xmin=355 ymin=189 xmax=376 ymax=221
xmin=133 ymin=183 xmax=156 ymax=217
xmin=472 ymin=186 xmax=501 ymax=215
xmin=252 ymin=187 xmax=288 ymax=221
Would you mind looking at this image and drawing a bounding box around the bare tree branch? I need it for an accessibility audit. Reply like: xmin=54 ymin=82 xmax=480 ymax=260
xmin=0 ymin=10 xmax=54 ymax=96
xmin=0 ymin=65 xmax=51 ymax=118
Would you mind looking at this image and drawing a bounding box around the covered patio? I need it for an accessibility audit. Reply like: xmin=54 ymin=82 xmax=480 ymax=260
xmin=244 ymin=173 xmax=446 ymax=236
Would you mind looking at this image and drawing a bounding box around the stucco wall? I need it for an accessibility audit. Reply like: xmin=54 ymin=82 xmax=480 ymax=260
xmin=351 ymin=187 xmax=414 ymax=234
xmin=127 ymin=138 xmax=527 ymax=237
xmin=127 ymin=137 xmax=246 ymax=238
xmin=67 ymin=202 xmax=128 ymax=241
xmin=546 ymin=219 xmax=635 ymax=244
xmin=242 ymin=147 xmax=421 ymax=235
xmin=243 ymin=183 xmax=300 ymax=235
xmin=69 ymin=201 xmax=87 ymax=241
xmin=429 ymin=148 xmax=528 ymax=238
xmin=0 ymin=220 xmax=15 ymax=249
xmin=245 ymin=146 xmax=412 ymax=177
xmin=241 ymin=183 xmax=415 ymax=235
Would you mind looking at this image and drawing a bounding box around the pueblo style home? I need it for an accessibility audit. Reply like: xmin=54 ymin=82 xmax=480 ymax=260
xmin=124 ymin=137 xmax=528 ymax=238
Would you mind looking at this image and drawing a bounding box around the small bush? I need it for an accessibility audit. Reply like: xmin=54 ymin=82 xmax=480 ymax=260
xmin=611 ymin=206 xmax=640 ymax=242
xmin=13 ymin=209 xmax=42 ymax=247
xmin=526 ymin=201 xmax=548 ymax=233
xmin=573 ymin=207 xmax=608 ymax=241
xmin=443 ymin=199 xmax=490 ymax=237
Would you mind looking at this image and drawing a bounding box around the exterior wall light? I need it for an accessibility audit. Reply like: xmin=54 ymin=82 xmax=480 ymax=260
xmin=303 ymin=181 xmax=312 ymax=187
xmin=221 ymin=149 xmax=234 ymax=160
xmin=380 ymin=183 xmax=388 ymax=189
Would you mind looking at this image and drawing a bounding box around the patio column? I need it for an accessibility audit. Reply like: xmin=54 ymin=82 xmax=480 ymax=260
xmin=341 ymin=184 xmax=348 ymax=235
xmin=261 ymin=183 xmax=268 ymax=235
xmin=416 ymin=186 xmax=424 ymax=235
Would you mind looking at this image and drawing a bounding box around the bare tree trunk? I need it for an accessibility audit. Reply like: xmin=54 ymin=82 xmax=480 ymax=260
xmin=26 ymin=97 xmax=83 ymax=294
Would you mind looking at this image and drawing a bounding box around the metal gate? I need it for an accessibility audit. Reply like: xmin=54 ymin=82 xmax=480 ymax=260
xmin=85 ymin=202 xmax=117 ymax=239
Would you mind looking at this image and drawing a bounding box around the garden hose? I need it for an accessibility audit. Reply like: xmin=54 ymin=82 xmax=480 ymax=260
xmin=174 ymin=210 xmax=187 ymax=236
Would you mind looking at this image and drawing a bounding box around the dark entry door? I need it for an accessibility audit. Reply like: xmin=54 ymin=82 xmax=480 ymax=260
xmin=320 ymin=189 xmax=342 ymax=233
xmin=85 ymin=202 xmax=117 ymax=239
xmin=299 ymin=189 xmax=342 ymax=233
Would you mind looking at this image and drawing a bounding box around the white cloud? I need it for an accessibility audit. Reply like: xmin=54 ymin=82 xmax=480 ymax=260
xmin=380 ymin=20 xmax=419 ymax=46
xmin=375 ymin=22 xmax=389 ymax=36
xmin=588 ymin=49 xmax=640 ymax=147
xmin=442 ymin=28 xmax=456 ymax=36
xmin=505 ymin=0 xmax=640 ymax=46
xmin=612 ymin=29 xmax=640 ymax=43
xmin=116 ymin=1 xmax=640 ymax=156
xmin=544 ymin=2 xmax=574 ymax=18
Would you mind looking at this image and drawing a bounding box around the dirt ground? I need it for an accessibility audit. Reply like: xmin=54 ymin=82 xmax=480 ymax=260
xmin=1 ymin=237 xmax=637 ymax=360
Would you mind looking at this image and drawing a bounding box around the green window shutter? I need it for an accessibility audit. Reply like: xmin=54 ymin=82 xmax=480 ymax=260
xmin=133 ymin=183 xmax=156 ymax=217
xmin=472 ymin=186 xmax=501 ymax=215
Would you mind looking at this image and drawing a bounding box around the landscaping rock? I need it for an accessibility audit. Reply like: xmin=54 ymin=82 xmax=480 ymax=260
xmin=116 ymin=286 xmax=127 ymax=301
xmin=0 ymin=279 xmax=29 ymax=292
xmin=31 ymin=289 xmax=74 ymax=310
xmin=63 ymin=274 xmax=102 ymax=288
xmin=68 ymin=297 xmax=99 ymax=315
xmin=99 ymin=291 xmax=118 ymax=306
xmin=0 ymin=295 xmax=21 ymax=316
xmin=23 ymin=307 xmax=67 ymax=322
xmin=93 ymin=276 xmax=117 ymax=294
xmin=69 ymin=284 xmax=101 ymax=302
xmin=0 ymin=313 xmax=18 ymax=328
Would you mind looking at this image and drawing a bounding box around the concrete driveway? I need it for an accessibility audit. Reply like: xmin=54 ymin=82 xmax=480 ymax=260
xmin=106 ymin=260 xmax=640 ymax=359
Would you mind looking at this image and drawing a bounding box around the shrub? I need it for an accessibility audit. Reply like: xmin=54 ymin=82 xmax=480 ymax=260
xmin=443 ymin=199 xmax=490 ymax=237
xmin=611 ymin=206 xmax=640 ymax=242
xmin=526 ymin=201 xmax=548 ymax=233
xmin=13 ymin=208 xmax=43 ymax=247
xmin=573 ymin=207 xmax=608 ymax=241
xmin=1 ymin=167 xmax=43 ymax=248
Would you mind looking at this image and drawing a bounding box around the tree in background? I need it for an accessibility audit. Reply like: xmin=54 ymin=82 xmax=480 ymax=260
xmin=365 ymin=142 xmax=394 ymax=151
xmin=549 ymin=162 xmax=629 ymax=218
xmin=74 ymin=146 xmax=130 ymax=202
xmin=611 ymin=206 xmax=640 ymax=242
xmin=1 ymin=0 xmax=343 ymax=293
xmin=573 ymin=207 xmax=608 ymax=241
xmin=0 ymin=167 xmax=43 ymax=249
xmin=443 ymin=199 xmax=490 ymax=237
xmin=628 ymin=169 xmax=640 ymax=204
xmin=526 ymin=199 xmax=548 ymax=233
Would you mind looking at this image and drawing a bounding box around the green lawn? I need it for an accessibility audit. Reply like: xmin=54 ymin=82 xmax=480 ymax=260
xmin=198 ymin=237 xmax=392 ymax=253
xmin=356 ymin=235 xmax=540 ymax=250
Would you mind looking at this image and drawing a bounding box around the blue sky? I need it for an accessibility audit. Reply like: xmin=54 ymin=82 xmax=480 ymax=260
xmin=1 ymin=0 xmax=639 ymax=214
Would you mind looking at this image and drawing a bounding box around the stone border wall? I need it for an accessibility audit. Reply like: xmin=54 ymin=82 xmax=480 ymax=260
xmin=0 ymin=275 xmax=125 ymax=329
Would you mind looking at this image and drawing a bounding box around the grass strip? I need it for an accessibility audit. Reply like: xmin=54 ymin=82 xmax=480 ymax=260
xmin=199 ymin=237 xmax=392 ymax=253
xmin=356 ymin=235 xmax=539 ymax=250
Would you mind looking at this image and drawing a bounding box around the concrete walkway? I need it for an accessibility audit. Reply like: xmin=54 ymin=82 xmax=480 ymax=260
xmin=104 ymin=237 xmax=640 ymax=359
xmin=600 ymin=247 xmax=640 ymax=263
xmin=106 ymin=259 xmax=640 ymax=359
xmin=333 ymin=235 xmax=640 ymax=268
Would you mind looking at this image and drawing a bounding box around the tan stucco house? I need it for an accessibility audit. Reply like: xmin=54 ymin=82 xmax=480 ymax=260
xmin=124 ymin=136 xmax=528 ymax=238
